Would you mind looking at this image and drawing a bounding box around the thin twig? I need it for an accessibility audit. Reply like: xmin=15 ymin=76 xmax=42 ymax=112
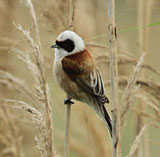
xmin=64 ymin=104 xmax=71 ymax=157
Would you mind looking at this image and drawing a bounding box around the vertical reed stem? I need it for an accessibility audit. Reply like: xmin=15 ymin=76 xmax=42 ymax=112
xmin=64 ymin=0 xmax=77 ymax=156
xmin=107 ymin=0 xmax=120 ymax=157
xmin=64 ymin=104 xmax=72 ymax=157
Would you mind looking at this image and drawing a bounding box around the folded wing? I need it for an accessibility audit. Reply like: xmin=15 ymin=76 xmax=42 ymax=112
xmin=62 ymin=50 xmax=112 ymax=137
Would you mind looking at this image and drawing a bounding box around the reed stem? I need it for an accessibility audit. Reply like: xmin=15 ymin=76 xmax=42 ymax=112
xmin=64 ymin=104 xmax=72 ymax=157
xmin=106 ymin=0 xmax=120 ymax=156
xmin=64 ymin=0 xmax=77 ymax=156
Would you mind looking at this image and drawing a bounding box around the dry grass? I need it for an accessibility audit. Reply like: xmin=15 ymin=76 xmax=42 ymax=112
xmin=0 ymin=102 xmax=22 ymax=157
xmin=0 ymin=69 xmax=36 ymax=103
xmin=0 ymin=0 xmax=160 ymax=157
xmin=95 ymin=52 xmax=160 ymax=77
xmin=120 ymin=54 xmax=145 ymax=129
xmin=126 ymin=125 xmax=147 ymax=157
xmin=1 ymin=0 xmax=58 ymax=157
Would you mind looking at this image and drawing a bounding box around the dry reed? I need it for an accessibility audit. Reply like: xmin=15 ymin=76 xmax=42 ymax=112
xmin=6 ymin=0 xmax=58 ymax=55
xmin=120 ymin=54 xmax=145 ymax=129
xmin=136 ymin=95 xmax=160 ymax=119
xmin=106 ymin=0 xmax=120 ymax=156
xmin=132 ymin=110 xmax=160 ymax=123
xmin=75 ymin=105 xmax=112 ymax=157
xmin=136 ymin=0 xmax=152 ymax=155
xmin=0 ymin=0 xmax=159 ymax=156
xmin=0 ymin=102 xmax=22 ymax=157
xmin=95 ymin=53 xmax=160 ymax=77
xmin=0 ymin=69 xmax=36 ymax=103
xmin=126 ymin=125 xmax=147 ymax=157
xmin=11 ymin=0 xmax=57 ymax=156
xmin=114 ymin=77 xmax=160 ymax=103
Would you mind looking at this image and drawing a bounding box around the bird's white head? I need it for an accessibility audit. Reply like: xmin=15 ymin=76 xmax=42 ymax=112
xmin=51 ymin=30 xmax=85 ymax=60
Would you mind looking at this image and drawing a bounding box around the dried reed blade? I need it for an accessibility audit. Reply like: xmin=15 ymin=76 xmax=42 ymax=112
xmin=25 ymin=0 xmax=43 ymax=63
xmin=96 ymin=53 xmax=160 ymax=77
xmin=120 ymin=85 xmax=140 ymax=129
xmin=150 ymin=124 xmax=160 ymax=130
xmin=107 ymin=0 xmax=120 ymax=156
xmin=0 ymin=69 xmax=37 ymax=103
xmin=136 ymin=95 xmax=160 ymax=119
xmin=120 ymin=54 xmax=145 ymax=119
xmin=6 ymin=0 xmax=58 ymax=55
xmin=105 ymin=76 xmax=160 ymax=105
xmin=132 ymin=109 xmax=160 ymax=123
xmin=136 ymin=79 xmax=160 ymax=103
xmin=0 ymin=103 xmax=22 ymax=157
xmin=126 ymin=125 xmax=147 ymax=157
xmin=13 ymin=0 xmax=57 ymax=156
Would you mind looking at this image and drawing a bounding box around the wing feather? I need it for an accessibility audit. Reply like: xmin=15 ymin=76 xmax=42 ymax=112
xmin=78 ymin=69 xmax=105 ymax=97
xmin=62 ymin=51 xmax=111 ymax=136
xmin=62 ymin=50 xmax=109 ymax=104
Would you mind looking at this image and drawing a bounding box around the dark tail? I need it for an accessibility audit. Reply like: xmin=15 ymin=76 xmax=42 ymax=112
xmin=101 ymin=105 xmax=112 ymax=138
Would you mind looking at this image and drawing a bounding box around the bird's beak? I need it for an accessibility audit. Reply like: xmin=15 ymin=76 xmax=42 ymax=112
xmin=51 ymin=44 xmax=59 ymax=48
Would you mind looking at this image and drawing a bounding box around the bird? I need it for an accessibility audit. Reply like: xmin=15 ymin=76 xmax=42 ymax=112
xmin=51 ymin=30 xmax=112 ymax=137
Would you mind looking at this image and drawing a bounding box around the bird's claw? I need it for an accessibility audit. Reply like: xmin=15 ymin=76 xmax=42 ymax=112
xmin=64 ymin=98 xmax=74 ymax=105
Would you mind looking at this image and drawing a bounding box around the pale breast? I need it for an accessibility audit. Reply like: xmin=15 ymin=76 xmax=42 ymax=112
xmin=53 ymin=60 xmax=85 ymax=99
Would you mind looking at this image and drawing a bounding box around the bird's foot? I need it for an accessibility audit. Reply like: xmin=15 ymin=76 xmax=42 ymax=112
xmin=64 ymin=98 xmax=74 ymax=105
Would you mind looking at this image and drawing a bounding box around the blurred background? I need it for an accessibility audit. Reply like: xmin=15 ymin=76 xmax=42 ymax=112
xmin=0 ymin=0 xmax=160 ymax=157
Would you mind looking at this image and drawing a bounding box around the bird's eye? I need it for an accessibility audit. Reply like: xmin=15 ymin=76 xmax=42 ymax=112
xmin=56 ymin=39 xmax=75 ymax=53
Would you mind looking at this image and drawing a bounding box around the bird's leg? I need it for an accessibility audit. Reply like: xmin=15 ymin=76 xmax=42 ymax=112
xmin=64 ymin=97 xmax=74 ymax=105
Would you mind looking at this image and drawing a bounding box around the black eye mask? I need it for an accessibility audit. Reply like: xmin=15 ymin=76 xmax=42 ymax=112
xmin=56 ymin=39 xmax=75 ymax=53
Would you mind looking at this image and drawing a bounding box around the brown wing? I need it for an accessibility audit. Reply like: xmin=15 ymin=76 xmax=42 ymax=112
xmin=62 ymin=50 xmax=111 ymax=136
xmin=77 ymin=68 xmax=109 ymax=103
xmin=62 ymin=50 xmax=109 ymax=103
xmin=62 ymin=49 xmax=94 ymax=76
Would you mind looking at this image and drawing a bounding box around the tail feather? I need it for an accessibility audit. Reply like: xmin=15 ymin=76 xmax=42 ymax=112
xmin=101 ymin=105 xmax=112 ymax=137
xmin=88 ymin=96 xmax=112 ymax=137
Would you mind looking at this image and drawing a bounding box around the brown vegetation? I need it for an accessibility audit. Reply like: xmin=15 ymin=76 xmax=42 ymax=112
xmin=0 ymin=0 xmax=160 ymax=157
